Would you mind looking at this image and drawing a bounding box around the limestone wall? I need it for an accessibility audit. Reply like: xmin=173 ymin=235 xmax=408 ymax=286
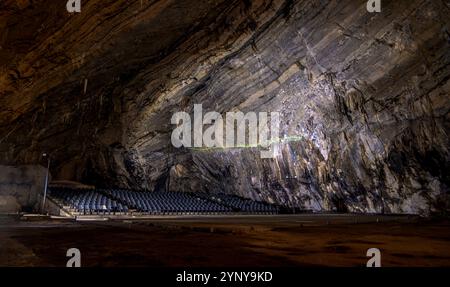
xmin=0 ymin=165 xmax=47 ymax=213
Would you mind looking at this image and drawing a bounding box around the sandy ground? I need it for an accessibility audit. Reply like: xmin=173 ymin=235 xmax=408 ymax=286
xmin=0 ymin=214 xmax=449 ymax=267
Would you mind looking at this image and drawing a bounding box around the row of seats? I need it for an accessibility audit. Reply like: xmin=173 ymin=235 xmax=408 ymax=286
xmin=201 ymin=193 xmax=280 ymax=214
xmin=102 ymin=189 xmax=233 ymax=214
xmin=49 ymin=188 xmax=280 ymax=215
xmin=49 ymin=188 xmax=128 ymax=214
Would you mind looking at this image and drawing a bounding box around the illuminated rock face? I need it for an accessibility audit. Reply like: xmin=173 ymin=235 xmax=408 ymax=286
xmin=0 ymin=0 xmax=449 ymax=215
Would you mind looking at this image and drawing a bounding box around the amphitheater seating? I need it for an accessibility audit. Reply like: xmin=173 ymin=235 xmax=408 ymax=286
xmin=49 ymin=187 xmax=127 ymax=214
xmin=49 ymin=187 xmax=280 ymax=215
xmin=101 ymin=189 xmax=233 ymax=214
xmin=199 ymin=193 xmax=280 ymax=214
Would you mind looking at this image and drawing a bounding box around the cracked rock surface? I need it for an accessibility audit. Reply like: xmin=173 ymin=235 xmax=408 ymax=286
xmin=0 ymin=0 xmax=449 ymax=215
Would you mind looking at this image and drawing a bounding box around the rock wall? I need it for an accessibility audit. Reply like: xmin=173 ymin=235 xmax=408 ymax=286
xmin=0 ymin=166 xmax=47 ymax=213
xmin=0 ymin=0 xmax=449 ymax=215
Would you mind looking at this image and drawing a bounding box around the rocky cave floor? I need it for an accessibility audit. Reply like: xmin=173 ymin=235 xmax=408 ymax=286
xmin=1 ymin=214 xmax=450 ymax=267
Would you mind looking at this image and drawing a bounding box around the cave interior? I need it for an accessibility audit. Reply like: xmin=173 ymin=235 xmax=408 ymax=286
xmin=0 ymin=0 xmax=449 ymax=216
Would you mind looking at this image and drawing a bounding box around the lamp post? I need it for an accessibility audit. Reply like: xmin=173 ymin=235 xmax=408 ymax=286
xmin=41 ymin=153 xmax=50 ymax=214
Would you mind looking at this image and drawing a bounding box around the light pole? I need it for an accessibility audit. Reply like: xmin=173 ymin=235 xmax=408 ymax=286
xmin=41 ymin=153 xmax=50 ymax=214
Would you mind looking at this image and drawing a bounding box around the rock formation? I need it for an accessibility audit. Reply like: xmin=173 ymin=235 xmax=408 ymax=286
xmin=0 ymin=165 xmax=47 ymax=212
xmin=0 ymin=0 xmax=449 ymax=215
